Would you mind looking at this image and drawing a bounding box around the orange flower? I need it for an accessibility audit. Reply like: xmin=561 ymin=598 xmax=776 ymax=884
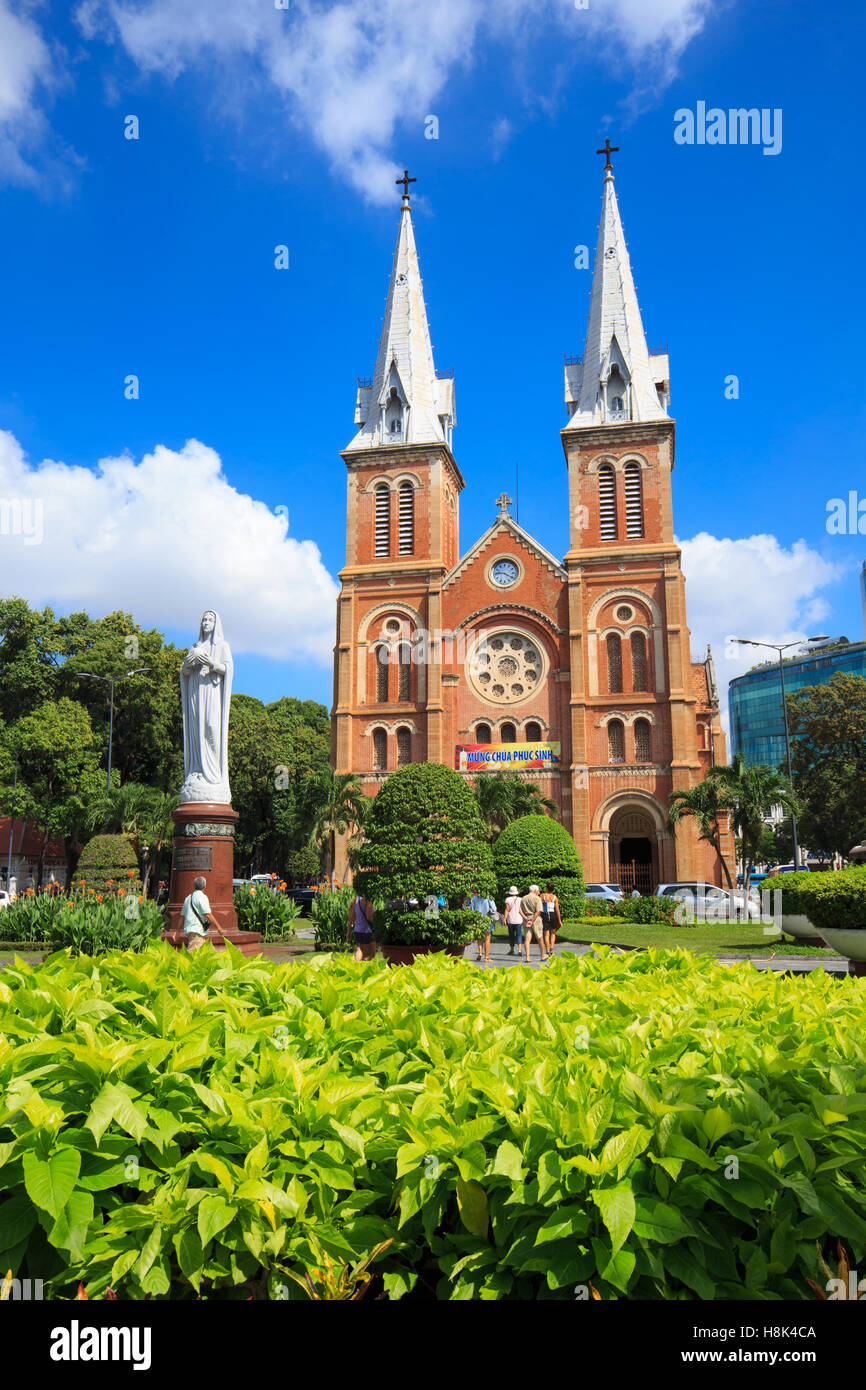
xmin=127 ymin=870 xmax=135 ymax=879
xmin=137 ymin=895 xmax=143 ymax=903
xmin=67 ymin=901 xmax=73 ymax=909
xmin=96 ymin=895 xmax=103 ymax=903
xmin=117 ymin=889 xmax=125 ymax=896
xmin=106 ymin=879 xmax=113 ymax=885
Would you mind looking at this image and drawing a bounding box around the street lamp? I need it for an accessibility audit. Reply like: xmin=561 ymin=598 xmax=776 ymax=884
xmin=732 ymin=636 xmax=829 ymax=868
xmin=75 ymin=668 xmax=151 ymax=791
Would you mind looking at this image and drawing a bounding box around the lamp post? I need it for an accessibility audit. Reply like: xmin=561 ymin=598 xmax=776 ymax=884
xmin=4 ymin=752 xmax=17 ymax=893
xmin=75 ymin=668 xmax=151 ymax=791
xmin=732 ymin=636 xmax=829 ymax=868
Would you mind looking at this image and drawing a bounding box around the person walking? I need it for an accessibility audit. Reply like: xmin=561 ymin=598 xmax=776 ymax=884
xmin=520 ymin=883 xmax=547 ymax=964
xmin=347 ymin=892 xmax=376 ymax=962
xmin=181 ymin=875 xmax=226 ymax=951
xmin=469 ymin=889 xmax=496 ymax=964
xmin=540 ymin=882 xmax=563 ymax=957
xmin=503 ymin=886 xmax=523 ymax=955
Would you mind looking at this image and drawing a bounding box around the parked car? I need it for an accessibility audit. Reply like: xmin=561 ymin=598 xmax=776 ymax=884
xmin=656 ymin=881 xmax=760 ymax=921
xmin=585 ymin=883 xmax=625 ymax=902
xmin=765 ymin=864 xmax=810 ymax=876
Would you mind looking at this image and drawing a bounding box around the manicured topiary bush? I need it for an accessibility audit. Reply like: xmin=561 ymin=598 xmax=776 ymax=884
xmin=492 ymin=815 xmax=584 ymax=918
xmin=792 ymin=865 xmax=866 ymax=933
xmin=75 ymin=834 xmax=142 ymax=896
xmin=352 ymin=762 xmax=495 ymax=946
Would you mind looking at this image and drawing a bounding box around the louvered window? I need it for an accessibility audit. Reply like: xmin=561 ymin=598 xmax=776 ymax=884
xmin=608 ymin=720 xmax=625 ymax=765
xmin=624 ymin=463 xmax=643 ymax=538
xmin=375 ymin=647 xmax=389 ymax=703
xmin=398 ymin=481 xmax=414 ymax=555
xmin=634 ymin=718 xmax=651 ymax=763
xmin=500 ymin=723 xmax=516 ymax=744
xmin=598 ymin=464 xmax=617 ymax=540
xmin=372 ymin=728 xmax=387 ymax=771
xmin=525 ymin=722 xmax=542 ymax=742
xmin=374 ymin=484 xmax=390 ymax=556
xmin=606 ymin=633 xmax=623 ymax=693
xmin=631 ymin=632 xmax=649 ymax=691
xmin=398 ymin=644 xmax=411 ymax=702
xmin=475 ymin=724 xmax=491 ymax=745
xmin=396 ymin=727 xmax=412 ymax=767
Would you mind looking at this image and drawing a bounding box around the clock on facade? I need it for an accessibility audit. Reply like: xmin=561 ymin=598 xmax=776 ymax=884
xmin=491 ymin=558 xmax=519 ymax=588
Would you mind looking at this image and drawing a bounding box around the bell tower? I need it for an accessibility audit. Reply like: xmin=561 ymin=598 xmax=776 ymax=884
xmin=331 ymin=174 xmax=464 ymax=845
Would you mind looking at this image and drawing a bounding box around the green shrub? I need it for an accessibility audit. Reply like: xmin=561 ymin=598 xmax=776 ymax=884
xmin=311 ymin=884 xmax=355 ymax=952
xmin=794 ymin=866 xmax=866 ymax=933
xmin=75 ymin=835 xmax=142 ymax=896
xmin=492 ymin=816 xmax=584 ymax=918
xmin=285 ymin=848 xmax=320 ymax=884
xmin=609 ymin=896 xmax=679 ymax=926
xmin=353 ymin=763 xmax=495 ymax=943
xmin=0 ymin=892 xmax=64 ymax=944
xmin=51 ymin=898 xmax=164 ymax=955
xmin=373 ymin=907 xmax=487 ymax=947
xmin=0 ymin=945 xmax=865 ymax=1300
xmin=233 ymin=885 xmax=300 ymax=941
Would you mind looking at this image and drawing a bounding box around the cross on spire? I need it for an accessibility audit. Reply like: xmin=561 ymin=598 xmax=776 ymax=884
xmin=596 ymin=138 xmax=619 ymax=172
xmin=396 ymin=169 xmax=417 ymax=204
xmin=496 ymin=491 xmax=513 ymax=516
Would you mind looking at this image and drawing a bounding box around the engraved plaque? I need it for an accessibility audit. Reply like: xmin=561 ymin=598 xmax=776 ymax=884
xmin=174 ymin=844 xmax=213 ymax=872
xmin=182 ymin=822 xmax=234 ymax=838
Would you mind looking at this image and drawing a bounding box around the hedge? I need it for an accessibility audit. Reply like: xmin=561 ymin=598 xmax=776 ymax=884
xmin=492 ymin=816 xmax=584 ymax=918
xmin=75 ymin=834 xmax=142 ymax=896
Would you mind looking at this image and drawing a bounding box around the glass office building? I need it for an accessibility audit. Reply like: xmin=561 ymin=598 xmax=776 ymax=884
xmin=729 ymin=640 xmax=866 ymax=768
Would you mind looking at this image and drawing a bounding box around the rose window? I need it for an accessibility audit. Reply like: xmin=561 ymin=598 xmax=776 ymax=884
xmin=468 ymin=631 xmax=546 ymax=704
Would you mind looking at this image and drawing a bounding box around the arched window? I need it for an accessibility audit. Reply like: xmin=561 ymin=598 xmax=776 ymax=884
xmin=606 ymin=633 xmax=623 ymax=694
xmin=372 ymin=728 xmax=387 ymax=771
xmin=398 ymin=481 xmax=414 ymax=555
xmin=525 ymin=721 xmax=542 ymax=743
xmin=397 ymin=643 xmax=411 ymax=702
xmin=396 ymin=727 xmax=412 ymax=767
xmin=375 ymin=646 xmax=389 ymax=703
xmin=500 ymin=722 xmax=516 ymax=744
xmin=598 ymin=463 xmax=617 ymax=540
xmin=634 ymin=718 xmax=651 ymax=763
xmin=385 ymin=387 xmax=403 ymax=438
xmin=631 ymin=632 xmax=649 ymax=691
xmin=607 ymin=719 xmax=625 ymax=765
xmin=624 ymin=463 xmax=644 ymax=538
xmin=611 ymin=396 xmax=624 ymax=411
xmin=374 ymin=484 xmax=390 ymax=557
xmin=475 ymin=723 xmax=491 ymax=745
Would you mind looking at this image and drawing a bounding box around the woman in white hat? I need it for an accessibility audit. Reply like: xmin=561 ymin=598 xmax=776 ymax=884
xmin=503 ymin=885 xmax=523 ymax=955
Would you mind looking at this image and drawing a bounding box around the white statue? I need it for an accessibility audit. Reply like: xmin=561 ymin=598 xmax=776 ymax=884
xmin=179 ymin=610 xmax=233 ymax=804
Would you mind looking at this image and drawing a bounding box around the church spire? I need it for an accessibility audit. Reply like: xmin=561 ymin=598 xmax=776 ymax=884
xmin=346 ymin=176 xmax=455 ymax=452
xmin=565 ymin=157 xmax=670 ymax=429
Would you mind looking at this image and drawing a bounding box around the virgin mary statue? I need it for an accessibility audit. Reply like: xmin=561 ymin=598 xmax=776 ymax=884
xmin=179 ymin=610 xmax=233 ymax=804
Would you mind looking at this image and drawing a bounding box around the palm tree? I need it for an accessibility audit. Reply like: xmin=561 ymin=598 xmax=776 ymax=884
xmin=667 ymin=777 xmax=735 ymax=891
xmin=82 ymin=782 xmax=178 ymax=895
xmin=709 ymin=753 xmax=798 ymax=896
xmin=307 ymin=771 xmax=368 ymax=879
xmin=473 ymin=771 xmax=558 ymax=843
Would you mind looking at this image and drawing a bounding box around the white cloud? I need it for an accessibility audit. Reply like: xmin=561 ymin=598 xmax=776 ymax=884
xmin=0 ymin=430 xmax=338 ymax=662
xmin=0 ymin=0 xmax=58 ymax=184
xmin=679 ymin=530 xmax=844 ymax=733
xmin=71 ymin=0 xmax=716 ymax=201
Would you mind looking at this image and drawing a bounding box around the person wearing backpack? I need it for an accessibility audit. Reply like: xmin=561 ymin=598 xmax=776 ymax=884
xmin=469 ymin=889 xmax=497 ymax=965
xmin=540 ymin=882 xmax=562 ymax=958
xmin=346 ymin=892 xmax=376 ymax=962
xmin=503 ymin=886 xmax=523 ymax=955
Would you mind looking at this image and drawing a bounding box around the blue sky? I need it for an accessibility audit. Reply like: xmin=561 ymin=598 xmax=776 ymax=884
xmin=0 ymin=0 xmax=864 ymax=718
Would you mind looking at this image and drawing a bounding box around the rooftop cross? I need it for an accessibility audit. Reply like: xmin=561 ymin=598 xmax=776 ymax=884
xmin=396 ymin=169 xmax=417 ymax=204
xmin=595 ymin=138 xmax=619 ymax=172
xmin=496 ymin=491 xmax=513 ymax=516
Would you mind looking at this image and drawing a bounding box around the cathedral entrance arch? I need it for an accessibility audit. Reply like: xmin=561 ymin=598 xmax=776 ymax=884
xmin=591 ymin=790 xmax=671 ymax=892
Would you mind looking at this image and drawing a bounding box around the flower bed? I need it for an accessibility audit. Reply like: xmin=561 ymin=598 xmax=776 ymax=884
xmin=0 ymin=945 xmax=864 ymax=1300
xmin=233 ymin=885 xmax=300 ymax=942
xmin=0 ymin=887 xmax=162 ymax=954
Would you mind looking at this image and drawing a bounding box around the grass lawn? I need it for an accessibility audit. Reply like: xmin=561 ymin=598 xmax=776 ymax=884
xmin=556 ymin=919 xmax=839 ymax=958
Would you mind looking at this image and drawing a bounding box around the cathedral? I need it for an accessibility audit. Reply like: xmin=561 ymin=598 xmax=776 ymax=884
xmin=330 ymin=156 xmax=732 ymax=891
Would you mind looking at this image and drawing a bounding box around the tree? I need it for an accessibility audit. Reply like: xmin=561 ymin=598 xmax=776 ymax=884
xmin=787 ymin=674 xmax=866 ymax=856
xmin=83 ymin=782 xmax=179 ymax=895
xmin=492 ymin=815 xmax=585 ymax=917
xmin=667 ymin=777 xmax=735 ymax=890
xmin=1 ymin=698 xmax=104 ymax=886
xmin=473 ymin=771 xmax=558 ymax=842
xmin=228 ymin=695 xmax=284 ymax=874
xmin=709 ymin=753 xmax=797 ymax=896
xmin=352 ymin=762 xmax=495 ymax=904
xmin=307 ymin=771 xmax=368 ymax=879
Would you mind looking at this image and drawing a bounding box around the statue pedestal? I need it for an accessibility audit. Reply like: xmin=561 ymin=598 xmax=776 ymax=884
xmin=162 ymin=803 xmax=262 ymax=956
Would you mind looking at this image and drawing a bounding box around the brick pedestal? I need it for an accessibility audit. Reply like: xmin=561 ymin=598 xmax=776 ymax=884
xmin=162 ymin=802 xmax=262 ymax=956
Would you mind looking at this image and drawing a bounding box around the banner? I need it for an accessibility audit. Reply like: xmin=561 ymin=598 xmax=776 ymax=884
xmin=456 ymin=741 xmax=561 ymax=772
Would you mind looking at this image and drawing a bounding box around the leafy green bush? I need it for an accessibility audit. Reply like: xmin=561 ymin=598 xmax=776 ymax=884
xmin=233 ymin=885 xmax=300 ymax=942
xmin=353 ymin=763 xmax=495 ymax=943
xmin=75 ymin=835 xmax=142 ymax=896
xmin=285 ymin=848 xmax=320 ymax=884
xmin=311 ymin=884 xmax=354 ymax=952
xmin=2 ymin=945 xmax=864 ymax=1300
xmin=51 ymin=898 xmax=164 ymax=955
xmin=492 ymin=816 xmax=584 ymax=918
xmin=0 ymin=892 xmax=64 ymax=944
xmin=610 ymin=897 xmax=679 ymax=926
xmin=373 ymin=907 xmax=486 ymax=947
xmin=795 ymin=866 xmax=866 ymax=933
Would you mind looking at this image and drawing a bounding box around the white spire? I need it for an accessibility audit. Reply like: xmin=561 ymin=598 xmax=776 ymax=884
xmin=346 ymin=200 xmax=455 ymax=452
xmin=565 ymin=167 xmax=670 ymax=430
